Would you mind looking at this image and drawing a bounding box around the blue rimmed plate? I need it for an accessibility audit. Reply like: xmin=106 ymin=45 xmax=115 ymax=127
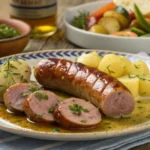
xmin=0 ymin=49 xmax=150 ymax=141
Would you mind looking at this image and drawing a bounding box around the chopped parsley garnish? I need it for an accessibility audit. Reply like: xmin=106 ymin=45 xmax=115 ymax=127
xmin=35 ymin=92 xmax=48 ymax=100
xmin=134 ymin=64 xmax=140 ymax=69
xmin=128 ymin=74 xmax=138 ymax=78
xmin=81 ymin=120 xmax=86 ymax=123
xmin=69 ymin=104 xmax=89 ymax=115
xmin=12 ymin=72 xmax=20 ymax=76
xmin=28 ymin=86 xmax=38 ymax=92
xmin=106 ymin=65 xmax=115 ymax=74
xmin=20 ymin=93 xmax=29 ymax=97
xmin=48 ymin=107 xmax=54 ymax=113
xmin=52 ymin=128 xmax=60 ymax=132
xmin=15 ymin=119 xmax=22 ymax=123
xmin=37 ymin=114 xmax=43 ymax=118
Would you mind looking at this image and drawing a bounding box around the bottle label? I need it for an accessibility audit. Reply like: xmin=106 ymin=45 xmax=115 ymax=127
xmin=10 ymin=0 xmax=57 ymax=19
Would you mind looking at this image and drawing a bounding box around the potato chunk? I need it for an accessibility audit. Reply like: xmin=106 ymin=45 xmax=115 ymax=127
xmin=76 ymin=51 xmax=102 ymax=68
xmin=139 ymin=75 xmax=150 ymax=96
xmin=98 ymin=17 xmax=120 ymax=34
xmin=98 ymin=54 xmax=126 ymax=77
xmin=120 ymin=56 xmax=132 ymax=75
xmin=89 ymin=24 xmax=108 ymax=34
xmin=128 ymin=60 xmax=149 ymax=75
xmin=118 ymin=75 xmax=139 ymax=98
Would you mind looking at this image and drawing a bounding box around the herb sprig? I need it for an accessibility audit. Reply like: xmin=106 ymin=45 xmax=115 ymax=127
xmin=72 ymin=11 xmax=89 ymax=30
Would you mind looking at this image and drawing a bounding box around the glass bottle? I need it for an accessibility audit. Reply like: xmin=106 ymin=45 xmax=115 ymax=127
xmin=9 ymin=0 xmax=57 ymax=38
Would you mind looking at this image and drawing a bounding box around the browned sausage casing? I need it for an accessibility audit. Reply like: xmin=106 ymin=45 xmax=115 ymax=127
xmin=34 ymin=58 xmax=135 ymax=118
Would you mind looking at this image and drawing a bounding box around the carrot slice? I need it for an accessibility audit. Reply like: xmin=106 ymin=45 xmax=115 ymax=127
xmin=87 ymin=2 xmax=116 ymax=29
xmin=111 ymin=31 xmax=138 ymax=37
xmin=88 ymin=2 xmax=116 ymax=20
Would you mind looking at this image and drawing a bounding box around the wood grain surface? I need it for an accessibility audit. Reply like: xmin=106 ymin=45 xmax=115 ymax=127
xmin=0 ymin=0 xmax=150 ymax=149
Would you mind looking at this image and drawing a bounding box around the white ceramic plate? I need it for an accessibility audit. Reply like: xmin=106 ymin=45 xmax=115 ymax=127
xmin=64 ymin=0 xmax=150 ymax=53
xmin=0 ymin=49 xmax=150 ymax=141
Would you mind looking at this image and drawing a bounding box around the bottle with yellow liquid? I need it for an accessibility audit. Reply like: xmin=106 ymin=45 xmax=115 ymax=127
xmin=10 ymin=0 xmax=57 ymax=38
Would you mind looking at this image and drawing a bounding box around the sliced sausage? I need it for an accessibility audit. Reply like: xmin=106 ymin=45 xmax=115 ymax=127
xmin=54 ymin=98 xmax=101 ymax=129
xmin=34 ymin=58 xmax=135 ymax=118
xmin=4 ymin=83 xmax=36 ymax=113
xmin=24 ymin=90 xmax=62 ymax=123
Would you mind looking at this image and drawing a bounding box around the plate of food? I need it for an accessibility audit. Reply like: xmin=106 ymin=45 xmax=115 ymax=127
xmin=64 ymin=0 xmax=150 ymax=53
xmin=0 ymin=49 xmax=150 ymax=141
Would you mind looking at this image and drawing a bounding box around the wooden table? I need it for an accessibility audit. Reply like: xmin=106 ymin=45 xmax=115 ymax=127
xmin=0 ymin=0 xmax=150 ymax=149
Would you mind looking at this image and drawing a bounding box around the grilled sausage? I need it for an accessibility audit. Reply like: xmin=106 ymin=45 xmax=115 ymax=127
xmin=4 ymin=83 xmax=35 ymax=113
xmin=24 ymin=90 xmax=62 ymax=123
xmin=34 ymin=58 xmax=135 ymax=118
xmin=54 ymin=97 xmax=101 ymax=129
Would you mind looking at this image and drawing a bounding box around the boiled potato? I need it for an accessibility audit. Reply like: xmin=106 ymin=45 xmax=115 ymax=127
xmin=1 ymin=58 xmax=31 ymax=83
xmin=76 ymin=51 xmax=102 ymax=68
xmin=98 ymin=54 xmax=126 ymax=77
xmin=0 ymin=58 xmax=31 ymax=102
xmin=0 ymin=71 xmax=14 ymax=102
xmin=139 ymin=74 xmax=150 ymax=96
xmin=118 ymin=75 xmax=139 ymax=98
xmin=89 ymin=24 xmax=108 ymax=34
xmin=103 ymin=11 xmax=129 ymax=29
xmin=98 ymin=17 xmax=120 ymax=34
xmin=120 ymin=56 xmax=132 ymax=75
xmin=128 ymin=60 xmax=149 ymax=75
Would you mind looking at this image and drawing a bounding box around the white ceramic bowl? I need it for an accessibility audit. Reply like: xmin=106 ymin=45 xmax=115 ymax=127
xmin=64 ymin=0 xmax=150 ymax=53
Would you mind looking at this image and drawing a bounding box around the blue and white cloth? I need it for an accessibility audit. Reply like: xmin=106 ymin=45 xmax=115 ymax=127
xmin=0 ymin=129 xmax=150 ymax=150
xmin=0 ymin=52 xmax=149 ymax=150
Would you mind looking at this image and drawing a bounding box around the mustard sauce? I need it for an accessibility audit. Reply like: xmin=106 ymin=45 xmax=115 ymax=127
xmin=0 ymin=91 xmax=150 ymax=133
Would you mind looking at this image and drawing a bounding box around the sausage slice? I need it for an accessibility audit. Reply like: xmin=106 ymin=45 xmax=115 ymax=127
xmin=24 ymin=90 xmax=62 ymax=123
xmin=4 ymin=83 xmax=36 ymax=113
xmin=54 ymin=98 xmax=101 ymax=129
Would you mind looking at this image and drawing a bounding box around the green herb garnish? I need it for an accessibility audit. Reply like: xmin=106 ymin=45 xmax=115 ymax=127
xmin=52 ymin=128 xmax=60 ymax=132
xmin=69 ymin=104 xmax=89 ymax=115
xmin=81 ymin=120 xmax=86 ymax=123
xmin=37 ymin=114 xmax=43 ymax=119
xmin=35 ymin=92 xmax=48 ymax=100
xmin=28 ymin=86 xmax=38 ymax=92
xmin=0 ymin=24 xmax=20 ymax=39
xmin=20 ymin=93 xmax=29 ymax=97
xmin=72 ymin=11 xmax=89 ymax=30
xmin=128 ymin=74 xmax=138 ymax=78
xmin=15 ymin=119 xmax=22 ymax=123
xmin=134 ymin=64 xmax=140 ymax=69
xmin=106 ymin=65 xmax=115 ymax=74
xmin=48 ymin=107 xmax=54 ymax=113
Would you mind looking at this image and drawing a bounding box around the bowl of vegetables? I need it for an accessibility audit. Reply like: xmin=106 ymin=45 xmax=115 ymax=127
xmin=0 ymin=18 xmax=31 ymax=57
xmin=64 ymin=0 xmax=150 ymax=53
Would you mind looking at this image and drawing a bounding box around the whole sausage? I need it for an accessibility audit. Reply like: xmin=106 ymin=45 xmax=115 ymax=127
xmin=54 ymin=97 xmax=101 ymax=129
xmin=24 ymin=90 xmax=62 ymax=123
xmin=34 ymin=58 xmax=135 ymax=118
